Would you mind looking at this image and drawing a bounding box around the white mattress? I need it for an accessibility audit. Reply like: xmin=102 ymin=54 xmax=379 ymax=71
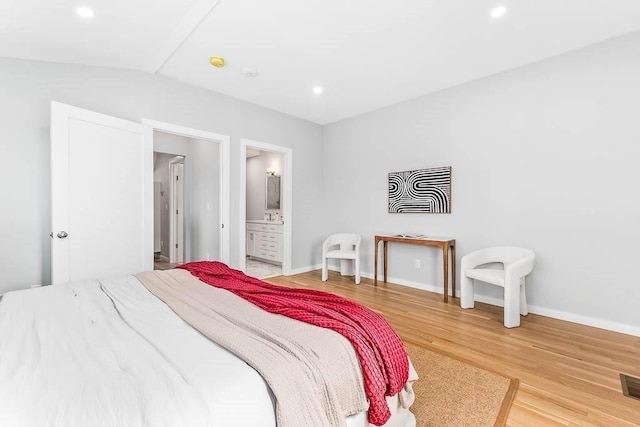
xmin=0 ymin=276 xmax=414 ymax=427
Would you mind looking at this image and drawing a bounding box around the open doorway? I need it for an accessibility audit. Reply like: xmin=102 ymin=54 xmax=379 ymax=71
xmin=245 ymin=149 xmax=285 ymax=278
xmin=144 ymin=120 xmax=230 ymax=270
xmin=240 ymin=139 xmax=293 ymax=278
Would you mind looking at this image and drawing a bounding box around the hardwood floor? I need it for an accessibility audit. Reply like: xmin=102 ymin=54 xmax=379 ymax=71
xmin=268 ymin=271 xmax=640 ymax=426
xmin=153 ymin=253 xmax=178 ymax=271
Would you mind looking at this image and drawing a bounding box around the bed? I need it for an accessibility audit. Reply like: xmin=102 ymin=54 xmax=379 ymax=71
xmin=0 ymin=262 xmax=417 ymax=427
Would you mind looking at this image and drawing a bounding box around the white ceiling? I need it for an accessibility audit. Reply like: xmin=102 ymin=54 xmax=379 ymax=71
xmin=3 ymin=0 xmax=640 ymax=124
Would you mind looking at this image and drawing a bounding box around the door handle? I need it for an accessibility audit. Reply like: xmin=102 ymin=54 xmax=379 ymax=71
xmin=57 ymin=231 xmax=69 ymax=239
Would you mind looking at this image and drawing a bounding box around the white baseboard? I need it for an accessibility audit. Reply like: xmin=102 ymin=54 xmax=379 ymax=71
xmin=526 ymin=305 xmax=640 ymax=337
xmin=289 ymin=265 xmax=640 ymax=337
xmin=462 ymin=294 xmax=640 ymax=337
xmin=361 ymin=272 xmax=449 ymax=294
xmin=288 ymin=264 xmax=323 ymax=276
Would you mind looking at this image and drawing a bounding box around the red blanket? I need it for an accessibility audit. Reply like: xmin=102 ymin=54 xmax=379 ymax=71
xmin=177 ymin=261 xmax=409 ymax=425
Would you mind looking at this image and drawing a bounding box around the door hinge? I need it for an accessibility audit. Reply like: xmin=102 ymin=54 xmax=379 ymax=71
xmin=175 ymin=243 xmax=178 ymax=248
xmin=176 ymin=209 xmax=179 ymax=214
xmin=176 ymin=176 xmax=179 ymax=181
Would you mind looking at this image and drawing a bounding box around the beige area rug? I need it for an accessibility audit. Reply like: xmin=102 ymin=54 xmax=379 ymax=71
xmin=405 ymin=343 xmax=519 ymax=427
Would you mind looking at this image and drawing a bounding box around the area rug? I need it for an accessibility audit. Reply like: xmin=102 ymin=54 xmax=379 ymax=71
xmin=405 ymin=343 xmax=519 ymax=427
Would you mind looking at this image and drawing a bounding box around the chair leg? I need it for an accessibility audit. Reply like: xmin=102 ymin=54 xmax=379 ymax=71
xmin=504 ymin=282 xmax=521 ymax=328
xmin=322 ymin=257 xmax=328 ymax=282
xmin=520 ymin=277 xmax=528 ymax=316
xmin=354 ymin=257 xmax=360 ymax=285
xmin=460 ymin=275 xmax=475 ymax=309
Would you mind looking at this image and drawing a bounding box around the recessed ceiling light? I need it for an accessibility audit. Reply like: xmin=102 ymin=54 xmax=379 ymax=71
xmin=76 ymin=7 xmax=95 ymax=18
xmin=210 ymin=56 xmax=225 ymax=68
xmin=312 ymin=86 xmax=323 ymax=95
xmin=490 ymin=6 xmax=507 ymax=19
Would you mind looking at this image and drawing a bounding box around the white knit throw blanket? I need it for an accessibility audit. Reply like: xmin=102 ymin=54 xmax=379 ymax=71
xmin=136 ymin=270 xmax=369 ymax=427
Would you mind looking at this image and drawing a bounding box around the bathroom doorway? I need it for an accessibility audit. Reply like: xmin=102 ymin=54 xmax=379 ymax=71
xmin=240 ymin=139 xmax=292 ymax=279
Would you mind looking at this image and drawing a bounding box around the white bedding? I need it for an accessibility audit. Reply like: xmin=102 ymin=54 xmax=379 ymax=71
xmin=0 ymin=276 xmax=414 ymax=427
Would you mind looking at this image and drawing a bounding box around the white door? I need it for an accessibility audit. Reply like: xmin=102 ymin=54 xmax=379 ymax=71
xmin=50 ymin=101 xmax=153 ymax=284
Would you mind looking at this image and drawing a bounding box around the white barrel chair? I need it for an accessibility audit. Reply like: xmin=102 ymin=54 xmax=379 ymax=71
xmin=460 ymin=246 xmax=535 ymax=328
xmin=322 ymin=233 xmax=361 ymax=285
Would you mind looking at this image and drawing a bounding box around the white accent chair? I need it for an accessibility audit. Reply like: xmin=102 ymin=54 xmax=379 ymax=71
xmin=322 ymin=234 xmax=361 ymax=285
xmin=460 ymin=247 xmax=535 ymax=328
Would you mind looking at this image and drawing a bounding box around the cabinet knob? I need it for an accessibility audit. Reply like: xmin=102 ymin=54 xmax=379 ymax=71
xmin=57 ymin=231 xmax=69 ymax=239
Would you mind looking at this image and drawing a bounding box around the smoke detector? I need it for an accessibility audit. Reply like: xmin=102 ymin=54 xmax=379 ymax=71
xmin=242 ymin=67 xmax=259 ymax=78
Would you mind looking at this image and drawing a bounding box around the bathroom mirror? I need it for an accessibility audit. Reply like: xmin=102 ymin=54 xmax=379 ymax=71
xmin=266 ymin=175 xmax=281 ymax=210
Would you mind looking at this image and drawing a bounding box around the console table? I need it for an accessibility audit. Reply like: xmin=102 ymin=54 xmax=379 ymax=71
xmin=374 ymin=235 xmax=456 ymax=303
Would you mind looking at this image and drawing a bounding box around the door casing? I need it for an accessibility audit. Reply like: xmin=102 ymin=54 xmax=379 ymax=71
xmin=169 ymin=159 xmax=184 ymax=263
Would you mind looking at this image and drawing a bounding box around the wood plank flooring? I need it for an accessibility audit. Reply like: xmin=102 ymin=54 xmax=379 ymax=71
xmin=267 ymin=270 xmax=640 ymax=426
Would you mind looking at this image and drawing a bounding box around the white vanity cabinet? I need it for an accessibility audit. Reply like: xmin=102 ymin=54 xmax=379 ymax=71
xmin=246 ymin=222 xmax=283 ymax=264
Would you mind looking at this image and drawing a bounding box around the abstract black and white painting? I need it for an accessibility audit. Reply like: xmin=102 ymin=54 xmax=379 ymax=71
xmin=388 ymin=166 xmax=451 ymax=213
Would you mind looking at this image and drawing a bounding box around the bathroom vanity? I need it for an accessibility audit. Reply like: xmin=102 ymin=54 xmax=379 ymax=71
xmin=246 ymin=220 xmax=284 ymax=264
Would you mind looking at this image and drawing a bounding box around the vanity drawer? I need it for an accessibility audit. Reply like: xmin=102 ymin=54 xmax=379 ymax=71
xmin=247 ymin=223 xmax=282 ymax=232
xmin=266 ymin=225 xmax=282 ymax=233
xmin=259 ymin=233 xmax=281 ymax=243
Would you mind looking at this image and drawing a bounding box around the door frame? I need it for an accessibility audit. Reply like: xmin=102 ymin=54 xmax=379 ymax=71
xmin=239 ymin=138 xmax=293 ymax=275
xmin=168 ymin=157 xmax=184 ymax=263
xmin=142 ymin=119 xmax=230 ymax=264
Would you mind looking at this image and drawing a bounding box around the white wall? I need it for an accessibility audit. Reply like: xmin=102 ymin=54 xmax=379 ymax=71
xmin=322 ymin=31 xmax=640 ymax=335
xmin=189 ymin=137 xmax=220 ymax=261
xmin=246 ymin=151 xmax=284 ymax=220
xmin=0 ymin=58 xmax=324 ymax=294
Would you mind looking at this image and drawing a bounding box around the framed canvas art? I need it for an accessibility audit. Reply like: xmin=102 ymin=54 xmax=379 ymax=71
xmin=388 ymin=166 xmax=452 ymax=213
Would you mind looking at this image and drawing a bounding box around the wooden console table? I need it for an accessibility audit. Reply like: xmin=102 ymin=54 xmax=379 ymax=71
xmin=374 ymin=235 xmax=456 ymax=303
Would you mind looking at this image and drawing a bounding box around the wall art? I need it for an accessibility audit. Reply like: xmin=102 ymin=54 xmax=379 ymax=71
xmin=388 ymin=166 xmax=451 ymax=213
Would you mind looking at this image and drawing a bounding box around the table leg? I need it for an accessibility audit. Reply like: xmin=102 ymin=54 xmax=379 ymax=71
xmin=374 ymin=239 xmax=378 ymax=285
xmin=451 ymin=242 xmax=456 ymax=299
xmin=383 ymin=241 xmax=388 ymax=283
xmin=443 ymin=243 xmax=449 ymax=303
